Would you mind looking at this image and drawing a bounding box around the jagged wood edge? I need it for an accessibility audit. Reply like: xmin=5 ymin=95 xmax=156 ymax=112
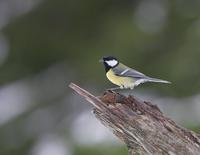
xmin=69 ymin=82 xmax=200 ymax=155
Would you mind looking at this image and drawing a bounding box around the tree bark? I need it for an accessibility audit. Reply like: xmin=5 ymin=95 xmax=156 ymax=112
xmin=69 ymin=83 xmax=200 ymax=155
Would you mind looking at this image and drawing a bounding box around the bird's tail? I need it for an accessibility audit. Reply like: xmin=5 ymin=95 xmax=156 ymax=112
xmin=146 ymin=77 xmax=171 ymax=84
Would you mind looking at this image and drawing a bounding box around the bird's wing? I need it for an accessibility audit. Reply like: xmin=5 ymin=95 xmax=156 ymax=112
xmin=113 ymin=63 xmax=147 ymax=78
xmin=113 ymin=63 xmax=171 ymax=86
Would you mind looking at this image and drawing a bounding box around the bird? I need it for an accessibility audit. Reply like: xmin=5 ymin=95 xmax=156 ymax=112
xmin=99 ymin=56 xmax=171 ymax=90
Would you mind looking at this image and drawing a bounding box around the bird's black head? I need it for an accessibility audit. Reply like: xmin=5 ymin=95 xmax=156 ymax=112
xmin=99 ymin=56 xmax=119 ymax=72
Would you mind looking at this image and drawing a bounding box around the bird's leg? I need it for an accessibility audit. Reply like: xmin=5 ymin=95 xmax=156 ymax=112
xmin=106 ymin=87 xmax=121 ymax=91
xmin=127 ymin=85 xmax=135 ymax=96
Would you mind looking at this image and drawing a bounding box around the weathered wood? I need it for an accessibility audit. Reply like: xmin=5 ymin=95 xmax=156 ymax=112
xmin=69 ymin=83 xmax=200 ymax=155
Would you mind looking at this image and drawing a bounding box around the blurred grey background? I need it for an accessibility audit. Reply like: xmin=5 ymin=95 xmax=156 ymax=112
xmin=0 ymin=0 xmax=200 ymax=155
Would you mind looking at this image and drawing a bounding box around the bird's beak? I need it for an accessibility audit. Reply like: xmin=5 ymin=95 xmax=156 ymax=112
xmin=99 ymin=58 xmax=103 ymax=63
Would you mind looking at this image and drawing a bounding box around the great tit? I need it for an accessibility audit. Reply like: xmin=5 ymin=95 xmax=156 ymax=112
xmin=99 ymin=56 xmax=171 ymax=90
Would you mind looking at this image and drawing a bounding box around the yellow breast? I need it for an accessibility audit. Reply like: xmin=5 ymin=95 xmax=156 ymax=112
xmin=106 ymin=69 xmax=135 ymax=88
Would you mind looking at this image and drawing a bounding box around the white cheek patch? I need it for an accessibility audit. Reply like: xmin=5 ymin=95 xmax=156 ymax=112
xmin=105 ymin=60 xmax=118 ymax=67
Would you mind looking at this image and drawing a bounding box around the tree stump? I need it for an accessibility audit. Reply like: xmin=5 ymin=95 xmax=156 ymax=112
xmin=69 ymin=83 xmax=200 ymax=155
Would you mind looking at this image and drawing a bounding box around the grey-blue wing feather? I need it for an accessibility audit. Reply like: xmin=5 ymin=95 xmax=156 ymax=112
xmin=113 ymin=66 xmax=147 ymax=79
xmin=113 ymin=63 xmax=171 ymax=85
